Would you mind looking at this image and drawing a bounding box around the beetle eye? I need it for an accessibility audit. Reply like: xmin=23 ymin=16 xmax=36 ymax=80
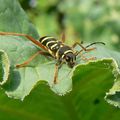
xmin=66 ymin=56 xmax=70 ymax=62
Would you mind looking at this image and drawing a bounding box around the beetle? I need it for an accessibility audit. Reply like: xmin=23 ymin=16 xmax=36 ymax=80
xmin=0 ymin=32 xmax=105 ymax=84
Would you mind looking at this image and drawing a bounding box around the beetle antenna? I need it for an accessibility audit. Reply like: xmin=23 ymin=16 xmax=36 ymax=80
xmin=85 ymin=42 xmax=105 ymax=49
xmin=75 ymin=42 xmax=105 ymax=56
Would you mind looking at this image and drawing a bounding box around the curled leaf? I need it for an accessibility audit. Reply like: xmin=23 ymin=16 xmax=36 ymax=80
xmin=0 ymin=49 xmax=10 ymax=85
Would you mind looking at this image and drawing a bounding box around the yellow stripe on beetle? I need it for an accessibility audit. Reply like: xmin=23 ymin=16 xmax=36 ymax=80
xmin=41 ymin=37 xmax=54 ymax=43
xmin=50 ymin=43 xmax=58 ymax=49
xmin=61 ymin=50 xmax=73 ymax=58
xmin=46 ymin=41 xmax=56 ymax=47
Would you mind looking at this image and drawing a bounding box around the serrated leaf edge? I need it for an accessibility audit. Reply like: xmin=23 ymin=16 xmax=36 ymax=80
xmin=104 ymin=59 xmax=120 ymax=108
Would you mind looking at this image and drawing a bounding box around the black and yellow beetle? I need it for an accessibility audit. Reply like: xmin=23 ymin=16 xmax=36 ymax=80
xmin=0 ymin=32 xmax=105 ymax=83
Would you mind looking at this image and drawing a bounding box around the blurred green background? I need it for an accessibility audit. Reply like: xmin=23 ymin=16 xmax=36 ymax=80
xmin=19 ymin=0 xmax=120 ymax=51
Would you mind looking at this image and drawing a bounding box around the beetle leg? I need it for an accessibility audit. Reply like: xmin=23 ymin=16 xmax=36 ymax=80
xmin=16 ymin=50 xmax=51 ymax=68
xmin=81 ymin=55 xmax=96 ymax=61
xmin=72 ymin=42 xmax=96 ymax=52
xmin=0 ymin=32 xmax=47 ymax=51
xmin=53 ymin=61 xmax=64 ymax=84
xmin=53 ymin=63 xmax=59 ymax=84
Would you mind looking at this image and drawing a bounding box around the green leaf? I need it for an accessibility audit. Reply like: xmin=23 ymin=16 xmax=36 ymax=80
xmin=0 ymin=0 xmax=72 ymax=99
xmin=0 ymin=74 xmax=120 ymax=120
xmin=0 ymin=0 xmax=39 ymax=38
xmin=0 ymin=35 xmax=72 ymax=99
xmin=105 ymin=75 xmax=120 ymax=107
xmin=76 ymin=45 xmax=120 ymax=108
xmin=0 ymin=49 xmax=10 ymax=85
xmin=0 ymin=0 xmax=39 ymax=100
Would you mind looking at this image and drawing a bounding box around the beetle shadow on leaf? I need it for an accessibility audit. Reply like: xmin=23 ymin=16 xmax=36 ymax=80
xmin=3 ymin=66 xmax=21 ymax=91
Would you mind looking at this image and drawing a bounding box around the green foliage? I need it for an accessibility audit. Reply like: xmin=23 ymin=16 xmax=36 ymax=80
xmin=23 ymin=0 xmax=120 ymax=50
xmin=0 ymin=0 xmax=39 ymax=37
xmin=60 ymin=0 xmax=120 ymax=48
xmin=0 ymin=0 xmax=120 ymax=120
xmin=0 ymin=59 xmax=120 ymax=120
